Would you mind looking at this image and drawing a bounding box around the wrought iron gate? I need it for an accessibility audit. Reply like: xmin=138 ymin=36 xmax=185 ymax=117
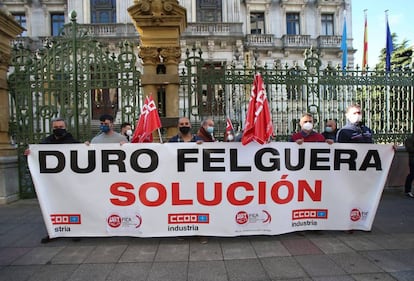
xmin=8 ymin=13 xmax=141 ymax=198
xmin=7 ymin=16 xmax=414 ymax=199
xmin=179 ymin=47 xmax=414 ymax=143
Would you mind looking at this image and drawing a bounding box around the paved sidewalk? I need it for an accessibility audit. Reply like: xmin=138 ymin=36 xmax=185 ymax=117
xmin=0 ymin=189 xmax=414 ymax=281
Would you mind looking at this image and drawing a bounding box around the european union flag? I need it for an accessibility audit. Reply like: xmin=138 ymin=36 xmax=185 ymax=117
xmin=317 ymin=210 xmax=327 ymax=218
xmin=198 ymin=215 xmax=208 ymax=223
xmin=70 ymin=215 xmax=80 ymax=223
xmin=385 ymin=17 xmax=393 ymax=72
xmin=340 ymin=16 xmax=347 ymax=72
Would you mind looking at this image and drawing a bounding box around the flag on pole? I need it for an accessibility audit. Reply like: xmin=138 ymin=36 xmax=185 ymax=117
xmin=340 ymin=13 xmax=348 ymax=72
xmin=241 ymin=73 xmax=274 ymax=145
xmin=362 ymin=11 xmax=368 ymax=72
xmin=224 ymin=117 xmax=235 ymax=142
xmin=131 ymin=97 xmax=148 ymax=143
xmin=385 ymin=13 xmax=394 ymax=72
xmin=131 ymin=94 xmax=162 ymax=143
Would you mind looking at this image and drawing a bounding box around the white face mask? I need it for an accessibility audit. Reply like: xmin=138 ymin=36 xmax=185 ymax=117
xmin=348 ymin=114 xmax=362 ymax=124
xmin=227 ymin=134 xmax=234 ymax=141
xmin=302 ymin=122 xmax=313 ymax=131
xmin=126 ymin=129 xmax=133 ymax=136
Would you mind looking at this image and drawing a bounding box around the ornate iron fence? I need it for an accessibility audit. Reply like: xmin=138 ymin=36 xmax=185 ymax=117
xmin=7 ymin=17 xmax=414 ymax=199
xmin=8 ymin=12 xmax=141 ymax=198
xmin=179 ymin=47 xmax=414 ymax=144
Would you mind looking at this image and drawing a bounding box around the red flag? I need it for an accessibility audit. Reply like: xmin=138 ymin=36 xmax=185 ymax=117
xmin=141 ymin=95 xmax=161 ymax=142
xmin=241 ymin=73 xmax=274 ymax=145
xmin=224 ymin=117 xmax=235 ymax=142
xmin=362 ymin=12 xmax=368 ymax=71
xmin=131 ymin=95 xmax=162 ymax=143
xmin=131 ymin=96 xmax=149 ymax=143
xmin=226 ymin=117 xmax=234 ymax=132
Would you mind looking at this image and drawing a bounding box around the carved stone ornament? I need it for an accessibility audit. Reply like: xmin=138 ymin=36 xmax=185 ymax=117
xmin=159 ymin=47 xmax=181 ymax=64
xmin=0 ymin=51 xmax=11 ymax=66
xmin=139 ymin=46 xmax=160 ymax=65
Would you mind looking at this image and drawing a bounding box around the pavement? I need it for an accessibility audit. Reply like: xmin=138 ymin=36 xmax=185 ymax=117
xmin=0 ymin=188 xmax=414 ymax=281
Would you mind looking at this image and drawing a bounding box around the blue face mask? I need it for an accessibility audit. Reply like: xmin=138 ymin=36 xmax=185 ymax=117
xmin=100 ymin=124 xmax=110 ymax=133
xmin=325 ymin=127 xmax=333 ymax=133
xmin=206 ymin=126 xmax=214 ymax=134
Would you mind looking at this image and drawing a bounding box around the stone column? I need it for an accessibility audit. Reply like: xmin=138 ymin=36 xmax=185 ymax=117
xmin=161 ymin=46 xmax=182 ymax=137
xmin=128 ymin=0 xmax=187 ymax=139
xmin=0 ymin=9 xmax=24 ymax=204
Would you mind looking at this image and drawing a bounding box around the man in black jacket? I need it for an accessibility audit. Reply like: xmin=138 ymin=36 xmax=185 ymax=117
xmin=24 ymin=117 xmax=80 ymax=243
xmin=404 ymin=134 xmax=414 ymax=197
xmin=40 ymin=117 xmax=80 ymax=144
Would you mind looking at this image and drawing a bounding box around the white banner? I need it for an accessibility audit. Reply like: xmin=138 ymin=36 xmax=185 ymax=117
xmin=27 ymin=142 xmax=394 ymax=238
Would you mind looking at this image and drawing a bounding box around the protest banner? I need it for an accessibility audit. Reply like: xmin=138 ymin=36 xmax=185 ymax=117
xmin=27 ymin=142 xmax=394 ymax=238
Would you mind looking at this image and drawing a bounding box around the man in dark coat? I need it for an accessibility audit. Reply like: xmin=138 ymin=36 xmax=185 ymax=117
xmin=197 ymin=117 xmax=216 ymax=142
xmin=404 ymin=134 xmax=414 ymax=197
xmin=24 ymin=117 xmax=80 ymax=243
xmin=337 ymin=104 xmax=373 ymax=143
xmin=40 ymin=117 xmax=80 ymax=144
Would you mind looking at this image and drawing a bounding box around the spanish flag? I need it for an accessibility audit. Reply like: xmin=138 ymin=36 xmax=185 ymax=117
xmin=362 ymin=12 xmax=368 ymax=72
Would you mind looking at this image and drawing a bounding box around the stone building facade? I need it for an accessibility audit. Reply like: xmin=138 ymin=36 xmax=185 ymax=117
xmin=3 ymin=0 xmax=354 ymax=69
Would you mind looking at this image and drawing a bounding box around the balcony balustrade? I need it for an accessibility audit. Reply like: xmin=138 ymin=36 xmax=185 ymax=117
xmin=77 ymin=23 xmax=138 ymax=38
xmin=245 ymin=34 xmax=275 ymax=47
xmin=317 ymin=35 xmax=342 ymax=48
xmin=183 ymin=22 xmax=243 ymax=37
xmin=282 ymin=34 xmax=311 ymax=48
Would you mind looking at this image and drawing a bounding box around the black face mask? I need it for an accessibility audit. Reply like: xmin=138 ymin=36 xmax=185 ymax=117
xmin=179 ymin=126 xmax=191 ymax=135
xmin=53 ymin=128 xmax=67 ymax=137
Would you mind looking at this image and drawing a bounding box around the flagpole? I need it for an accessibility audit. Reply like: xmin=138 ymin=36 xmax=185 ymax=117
xmin=385 ymin=10 xmax=390 ymax=132
xmin=340 ymin=10 xmax=347 ymax=73
xmin=362 ymin=9 xmax=368 ymax=73
xmin=157 ymin=128 xmax=163 ymax=143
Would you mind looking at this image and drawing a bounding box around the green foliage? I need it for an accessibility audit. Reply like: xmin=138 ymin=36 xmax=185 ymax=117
xmin=376 ymin=33 xmax=413 ymax=70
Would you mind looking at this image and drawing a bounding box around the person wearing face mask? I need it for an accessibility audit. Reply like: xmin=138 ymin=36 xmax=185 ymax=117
xmin=120 ymin=122 xmax=133 ymax=142
xmin=337 ymin=104 xmax=373 ymax=143
xmin=91 ymin=114 xmax=128 ymax=144
xmin=289 ymin=113 xmax=331 ymax=144
xmin=24 ymin=117 xmax=80 ymax=243
xmin=168 ymin=117 xmax=203 ymax=142
xmin=197 ymin=117 xmax=216 ymax=142
xmin=24 ymin=117 xmax=80 ymax=155
xmin=322 ymin=119 xmax=338 ymax=142
xmin=39 ymin=117 xmax=80 ymax=144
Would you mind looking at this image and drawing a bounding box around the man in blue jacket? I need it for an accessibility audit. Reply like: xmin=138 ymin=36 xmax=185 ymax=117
xmin=337 ymin=104 xmax=373 ymax=143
